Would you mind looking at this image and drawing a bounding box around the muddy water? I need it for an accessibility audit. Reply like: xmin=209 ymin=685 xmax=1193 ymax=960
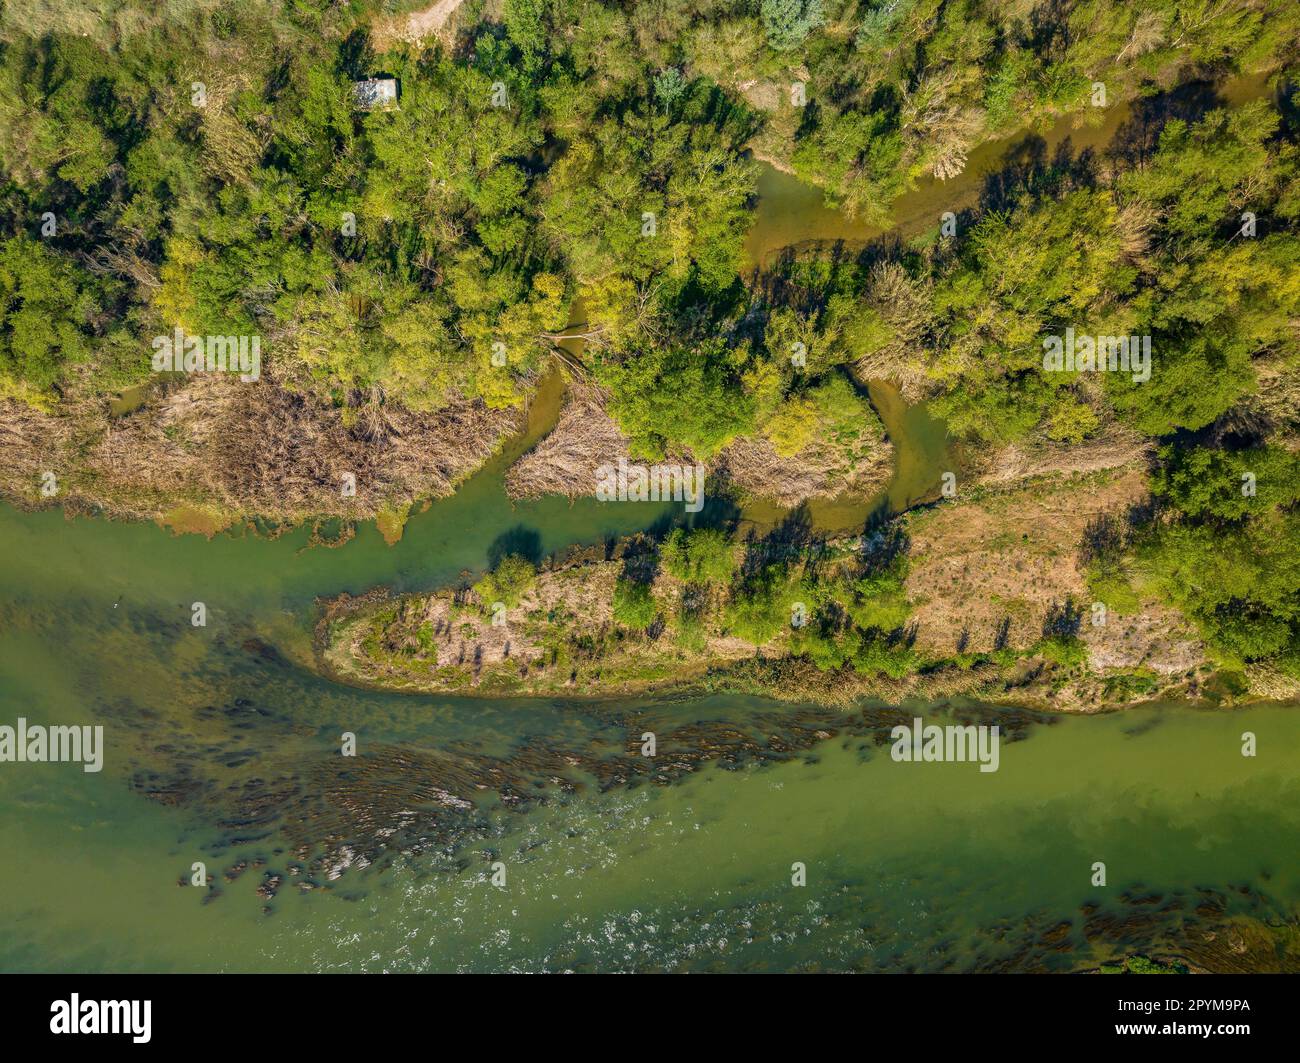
xmin=739 ymin=378 xmax=953 ymax=532
xmin=743 ymin=71 xmax=1276 ymax=267
xmin=2 ymin=71 xmax=1296 ymax=973
xmin=736 ymin=71 xmax=1276 ymax=530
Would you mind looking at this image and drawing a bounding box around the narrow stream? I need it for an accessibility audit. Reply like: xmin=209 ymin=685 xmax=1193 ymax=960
xmin=1 ymin=69 xmax=1295 ymax=973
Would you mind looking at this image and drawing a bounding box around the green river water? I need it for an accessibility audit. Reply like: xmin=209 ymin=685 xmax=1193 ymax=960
xmin=2 ymin=72 xmax=1297 ymax=973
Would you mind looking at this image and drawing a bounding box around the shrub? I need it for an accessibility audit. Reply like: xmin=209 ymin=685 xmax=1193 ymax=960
xmin=613 ymin=578 xmax=658 ymax=629
xmin=474 ymin=554 xmax=537 ymax=609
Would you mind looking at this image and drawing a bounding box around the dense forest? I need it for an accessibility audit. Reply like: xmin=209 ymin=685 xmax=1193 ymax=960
xmin=2 ymin=0 xmax=1299 ymax=686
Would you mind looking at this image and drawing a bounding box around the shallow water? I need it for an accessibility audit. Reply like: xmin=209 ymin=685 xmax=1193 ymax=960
xmin=2 ymin=70 xmax=1296 ymax=973
xmin=743 ymin=71 xmax=1276 ymax=266
xmin=2 ymin=597 xmax=1296 ymax=973
xmin=2 ymin=473 xmax=1297 ymax=972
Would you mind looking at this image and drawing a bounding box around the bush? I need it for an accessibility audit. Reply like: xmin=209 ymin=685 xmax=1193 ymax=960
xmin=613 ymin=578 xmax=658 ymax=629
xmin=1037 ymin=634 xmax=1089 ymax=669
xmin=474 ymin=554 xmax=536 ymax=609
xmin=661 ymin=527 xmax=735 ymax=585
xmin=726 ymin=565 xmax=796 ymax=647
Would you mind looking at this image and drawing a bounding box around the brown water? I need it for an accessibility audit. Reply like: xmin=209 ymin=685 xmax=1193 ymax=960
xmin=743 ymin=71 xmax=1276 ymax=267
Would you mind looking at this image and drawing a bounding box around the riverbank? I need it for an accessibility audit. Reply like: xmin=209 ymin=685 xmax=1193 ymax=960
xmin=1 ymin=69 xmax=1278 ymax=540
xmin=0 ymin=371 xmax=526 ymax=533
xmin=315 ymin=457 xmax=1276 ymax=712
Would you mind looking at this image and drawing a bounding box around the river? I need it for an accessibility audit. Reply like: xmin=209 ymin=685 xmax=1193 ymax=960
xmin=1 ymin=70 xmax=1295 ymax=973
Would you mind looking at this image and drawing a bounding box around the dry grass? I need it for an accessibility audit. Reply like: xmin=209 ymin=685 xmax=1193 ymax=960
xmin=0 ymin=375 xmax=519 ymax=525
xmin=972 ymin=423 xmax=1154 ymax=487
xmin=904 ymin=465 xmax=1189 ymax=659
xmin=504 ymin=377 xmax=629 ymax=499
xmin=716 ymin=430 xmax=893 ymax=506
xmin=0 ymin=393 xmax=82 ymax=498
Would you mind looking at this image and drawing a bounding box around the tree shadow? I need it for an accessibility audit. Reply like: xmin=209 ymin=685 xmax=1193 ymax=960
xmin=956 ymin=626 xmax=971 ymax=654
xmin=1079 ymin=513 xmax=1126 ymax=567
xmin=334 ymin=29 xmax=372 ymax=80
xmin=487 ymin=525 xmax=543 ymax=568
xmin=741 ymin=502 xmax=822 ymax=576
xmin=979 ymin=135 xmax=1099 ymax=214
xmin=1278 ymin=75 xmax=1300 ymax=132
xmin=993 ymin=616 xmax=1012 ymax=652
xmin=619 ymin=535 xmax=660 ymax=585
xmin=856 ymin=520 xmax=909 ymax=578
xmin=1042 ymin=596 xmax=1084 ymax=639
xmin=1107 ymin=80 xmax=1227 ymax=170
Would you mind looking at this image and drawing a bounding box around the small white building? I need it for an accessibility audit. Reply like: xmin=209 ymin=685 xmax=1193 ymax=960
xmin=352 ymin=77 xmax=398 ymax=111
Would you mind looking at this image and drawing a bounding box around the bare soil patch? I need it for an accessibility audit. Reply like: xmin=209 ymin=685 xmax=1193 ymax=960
xmin=371 ymin=0 xmax=467 ymax=51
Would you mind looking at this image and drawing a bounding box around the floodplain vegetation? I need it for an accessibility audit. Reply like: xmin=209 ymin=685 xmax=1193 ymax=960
xmin=2 ymin=0 xmax=1298 ymax=705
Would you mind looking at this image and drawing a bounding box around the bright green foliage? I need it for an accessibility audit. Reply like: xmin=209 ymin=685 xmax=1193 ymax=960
xmin=613 ymin=577 xmax=659 ymax=629
xmin=1154 ymin=445 xmax=1300 ymax=520
xmin=847 ymin=552 xmax=912 ymax=632
xmin=785 ymin=539 xmax=917 ymax=673
xmin=1036 ymin=634 xmax=1089 ymax=669
xmin=539 ymin=86 xmax=756 ymax=316
xmin=762 ymin=373 xmax=882 ymax=461
xmin=660 ymin=527 xmax=735 ymax=585
xmin=1134 ymin=444 xmax=1300 ymax=665
xmin=1140 ymin=512 xmax=1300 ymax=663
xmin=0 ymin=237 xmax=97 ymax=405
xmin=726 ymin=562 xmax=799 ymax=646
xmin=1119 ymin=102 xmax=1284 ymax=244
xmin=791 ymin=110 xmax=905 ymax=223
xmin=600 ymin=339 xmax=756 ymax=459
xmin=1105 ymin=102 xmax=1300 ymax=435
xmin=927 ymin=189 xmax=1133 ymax=443
xmin=474 ymin=555 xmax=537 ymax=609
xmin=3 ymin=0 xmax=1298 ymax=437
xmin=503 ymin=0 xmax=549 ymax=69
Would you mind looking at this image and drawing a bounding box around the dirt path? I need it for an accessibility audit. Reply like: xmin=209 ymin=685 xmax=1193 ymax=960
xmin=373 ymin=0 xmax=466 ymax=49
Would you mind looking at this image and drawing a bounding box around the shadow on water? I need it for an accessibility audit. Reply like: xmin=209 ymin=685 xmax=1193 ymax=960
xmin=1 ymin=70 xmax=1296 ymax=975
xmin=736 ymin=377 xmax=953 ymax=538
xmin=1106 ymin=79 xmax=1231 ymax=169
xmin=487 ymin=524 xmax=544 ymax=568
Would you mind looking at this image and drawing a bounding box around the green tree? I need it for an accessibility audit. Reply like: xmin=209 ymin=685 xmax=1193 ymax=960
xmin=661 ymin=527 xmax=735 ymax=584
xmin=600 ymin=339 xmax=755 ymax=459
xmin=0 ymin=237 xmax=97 ymax=406
xmin=761 ymin=0 xmax=825 ymax=52
xmin=475 ymin=555 xmax=537 ymax=609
